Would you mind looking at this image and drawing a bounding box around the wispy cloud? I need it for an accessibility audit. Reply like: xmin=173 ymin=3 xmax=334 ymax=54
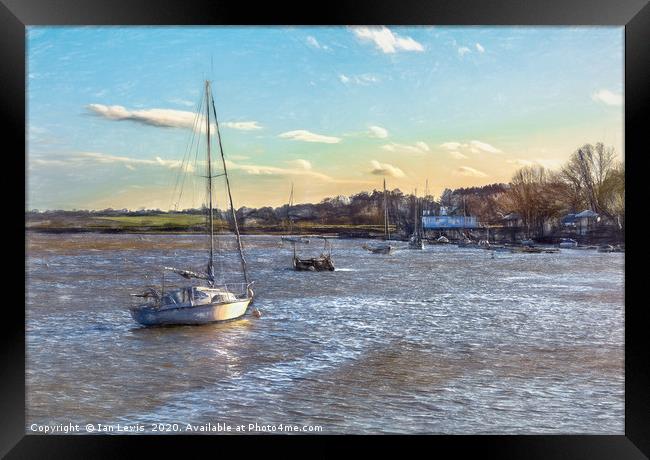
xmin=286 ymin=159 xmax=312 ymax=170
xmin=222 ymin=121 xmax=263 ymax=131
xmin=454 ymin=166 xmax=488 ymax=178
xmin=350 ymin=26 xmax=424 ymax=53
xmin=507 ymin=158 xmax=565 ymax=169
xmin=226 ymin=159 xmax=366 ymax=184
xmin=87 ymin=103 xmax=261 ymax=132
xmin=168 ymin=98 xmax=195 ymax=107
xmin=306 ymin=35 xmax=329 ymax=50
xmin=440 ymin=140 xmax=502 ymax=155
xmin=369 ymin=160 xmax=405 ymax=178
xmin=458 ymin=46 xmax=471 ymax=57
xmin=31 ymin=151 xmax=195 ymax=172
xmin=476 ymin=43 xmax=485 ymax=53
xmin=591 ymin=89 xmax=622 ymax=106
xmin=381 ymin=141 xmax=429 ymax=154
xmin=339 ymin=73 xmax=380 ymax=85
xmin=368 ymin=125 xmax=389 ymax=139
xmin=278 ymin=130 xmax=341 ymax=144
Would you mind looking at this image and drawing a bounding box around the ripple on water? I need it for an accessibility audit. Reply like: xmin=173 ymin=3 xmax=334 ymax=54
xmin=25 ymin=234 xmax=624 ymax=433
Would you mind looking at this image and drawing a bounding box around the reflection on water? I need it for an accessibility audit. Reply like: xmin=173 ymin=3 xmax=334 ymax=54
xmin=26 ymin=233 xmax=624 ymax=434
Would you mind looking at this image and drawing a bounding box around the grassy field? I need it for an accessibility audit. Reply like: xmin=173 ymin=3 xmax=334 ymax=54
xmin=94 ymin=214 xmax=212 ymax=228
xmin=26 ymin=212 xmax=392 ymax=235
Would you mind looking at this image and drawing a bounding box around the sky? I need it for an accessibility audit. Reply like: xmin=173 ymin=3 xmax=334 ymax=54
xmin=27 ymin=26 xmax=624 ymax=210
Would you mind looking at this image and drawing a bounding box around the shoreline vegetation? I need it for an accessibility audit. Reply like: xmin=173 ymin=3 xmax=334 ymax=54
xmin=27 ymin=143 xmax=624 ymax=245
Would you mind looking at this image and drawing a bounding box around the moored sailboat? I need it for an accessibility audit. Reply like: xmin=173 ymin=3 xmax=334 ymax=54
xmin=129 ymin=80 xmax=255 ymax=326
xmin=363 ymin=178 xmax=394 ymax=254
xmin=408 ymin=191 xmax=423 ymax=250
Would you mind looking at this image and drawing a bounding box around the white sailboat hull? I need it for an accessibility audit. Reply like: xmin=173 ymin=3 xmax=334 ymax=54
xmin=130 ymin=298 xmax=252 ymax=326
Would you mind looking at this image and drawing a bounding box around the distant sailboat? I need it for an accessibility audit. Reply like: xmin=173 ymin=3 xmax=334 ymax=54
xmin=363 ymin=178 xmax=393 ymax=254
xmin=280 ymin=183 xmax=334 ymax=271
xmin=408 ymin=190 xmax=423 ymax=250
xmin=281 ymin=183 xmax=310 ymax=245
xmin=129 ymin=80 xmax=255 ymax=326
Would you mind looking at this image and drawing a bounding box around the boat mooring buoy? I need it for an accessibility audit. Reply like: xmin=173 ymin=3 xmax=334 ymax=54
xmin=252 ymin=308 xmax=262 ymax=318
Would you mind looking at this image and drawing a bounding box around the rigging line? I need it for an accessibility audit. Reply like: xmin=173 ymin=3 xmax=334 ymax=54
xmin=175 ymin=92 xmax=203 ymax=205
xmin=209 ymin=82 xmax=249 ymax=286
xmin=170 ymin=90 xmax=203 ymax=210
xmin=170 ymin=91 xmax=203 ymax=210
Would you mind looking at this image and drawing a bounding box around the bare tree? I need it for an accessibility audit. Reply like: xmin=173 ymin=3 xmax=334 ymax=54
xmin=561 ymin=143 xmax=619 ymax=216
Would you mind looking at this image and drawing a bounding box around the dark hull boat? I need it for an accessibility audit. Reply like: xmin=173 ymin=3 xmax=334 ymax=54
xmin=362 ymin=243 xmax=392 ymax=254
xmin=290 ymin=236 xmax=335 ymax=271
xmin=293 ymin=255 xmax=335 ymax=271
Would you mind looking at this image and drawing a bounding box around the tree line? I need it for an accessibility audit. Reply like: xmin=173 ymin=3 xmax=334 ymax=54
xmin=27 ymin=143 xmax=624 ymax=236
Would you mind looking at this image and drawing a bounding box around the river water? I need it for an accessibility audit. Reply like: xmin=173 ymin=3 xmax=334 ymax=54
xmin=25 ymin=233 xmax=624 ymax=434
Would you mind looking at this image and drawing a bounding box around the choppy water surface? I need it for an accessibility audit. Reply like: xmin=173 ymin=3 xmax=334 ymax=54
xmin=26 ymin=233 xmax=624 ymax=434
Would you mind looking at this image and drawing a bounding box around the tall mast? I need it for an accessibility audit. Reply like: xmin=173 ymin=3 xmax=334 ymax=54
xmin=209 ymin=81 xmax=250 ymax=286
xmin=288 ymin=182 xmax=294 ymax=235
xmin=413 ymin=189 xmax=417 ymax=237
xmin=383 ymin=178 xmax=390 ymax=240
xmin=204 ymin=80 xmax=215 ymax=283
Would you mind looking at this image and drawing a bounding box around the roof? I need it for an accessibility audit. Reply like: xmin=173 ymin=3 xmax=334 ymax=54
xmin=502 ymin=212 xmax=521 ymax=221
xmin=575 ymin=209 xmax=599 ymax=218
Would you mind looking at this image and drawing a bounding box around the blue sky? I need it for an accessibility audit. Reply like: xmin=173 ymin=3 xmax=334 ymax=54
xmin=27 ymin=26 xmax=623 ymax=210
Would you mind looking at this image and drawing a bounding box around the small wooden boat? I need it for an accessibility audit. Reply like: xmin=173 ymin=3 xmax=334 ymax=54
xmin=362 ymin=243 xmax=392 ymax=254
xmin=458 ymin=238 xmax=478 ymax=248
xmin=598 ymin=244 xmax=624 ymax=253
xmin=559 ymin=238 xmax=578 ymax=248
xmin=512 ymin=246 xmax=560 ymax=254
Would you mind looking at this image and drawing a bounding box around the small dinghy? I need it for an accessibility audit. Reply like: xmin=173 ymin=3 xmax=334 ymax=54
xmin=362 ymin=243 xmax=393 ymax=254
xmin=559 ymin=238 xmax=578 ymax=248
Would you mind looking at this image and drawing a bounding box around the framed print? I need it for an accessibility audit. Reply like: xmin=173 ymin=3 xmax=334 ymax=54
xmin=3 ymin=0 xmax=649 ymax=457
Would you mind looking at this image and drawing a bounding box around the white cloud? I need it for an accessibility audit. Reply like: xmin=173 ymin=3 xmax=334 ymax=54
xmin=222 ymin=121 xmax=263 ymax=131
xmin=306 ymin=35 xmax=329 ymax=50
xmin=368 ymin=125 xmax=389 ymax=139
xmin=381 ymin=141 xmax=429 ymax=154
xmin=458 ymin=46 xmax=471 ymax=57
xmin=33 ymin=151 xmax=196 ymax=173
xmin=225 ymin=159 xmax=366 ymax=184
xmin=591 ymin=89 xmax=622 ymax=106
xmin=441 ymin=140 xmax=501 ymax=156
xmin=476 ymin=43 xmax=485 ymax=53
xmin=507 ymin=158 xmax=565 ymax=169
xmin=350 ymin=26 xmax=424 ymax=53
xmin=415 ymin=141 xmax=430 ymax=152
xmin=469 ymin=140 xmax=501 ymax=154
xmin=454 ymin=166 xmax=488 ymax=178
xmin=286 ymin=159 xmax=312 ymax=170
xmin=339 ymin=73 xmax=379 ymax=85
xmin=440 ymin=142 xmax=462 ymax=150
xmin=168 ymin=98 xmax=195 ymax=107
xmin=87 ymin=103 xmax=262 ymax=133
xmin=370 ymin=160 xmax=405 ymax=178
xmin=278 ymin=130 xmax=341 ymax=144
xmin=448 ymin=150 xmax=468 ymax=160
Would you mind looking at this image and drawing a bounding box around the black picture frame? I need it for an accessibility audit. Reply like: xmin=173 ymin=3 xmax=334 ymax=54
xmin=4 ymin=0 xmax=648 ymax=457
